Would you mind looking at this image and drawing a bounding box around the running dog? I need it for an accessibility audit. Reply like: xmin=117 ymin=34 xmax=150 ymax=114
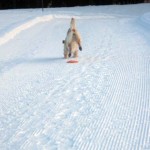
xmin=63 ymin=18 xmax=82 ymax=59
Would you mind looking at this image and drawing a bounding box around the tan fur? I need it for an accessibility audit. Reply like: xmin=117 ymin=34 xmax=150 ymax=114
xmin=63 ymin=18 xmax=82 ymax=59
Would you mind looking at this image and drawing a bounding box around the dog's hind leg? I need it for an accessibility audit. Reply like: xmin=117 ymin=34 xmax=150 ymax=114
xmin=73 ymin=50 xmax=78 ymax=58
xmin=68 ymin=53 xmax=71 ymax=58
xmin=64 ymin=49 xmax=69 ymax=59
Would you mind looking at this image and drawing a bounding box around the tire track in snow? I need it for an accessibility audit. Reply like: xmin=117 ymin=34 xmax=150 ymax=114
xmin=7 ymin=53 xmax=105 ymax=149
xmin=69 ymin=25 xmax=115 ymax=150
xmin=19 ymin=54 xmax=105 ymax=150
xmin=70 ymin=18 xmax=150 ymax=150
xmin=91 ymin=21 xmax=150 ymax=150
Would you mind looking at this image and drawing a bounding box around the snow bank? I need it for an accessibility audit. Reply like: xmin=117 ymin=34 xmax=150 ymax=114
xmin=0 ymin=15 xmax=53 ymax=46
xmin=54 ymin=14 xmax=116 ymax=19
xmin=140 ymin=12 xmax=150 ymax=29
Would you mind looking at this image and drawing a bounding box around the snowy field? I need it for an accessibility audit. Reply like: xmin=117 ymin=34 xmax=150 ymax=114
xmin=0 ymin=3 xmax=150 ymax=150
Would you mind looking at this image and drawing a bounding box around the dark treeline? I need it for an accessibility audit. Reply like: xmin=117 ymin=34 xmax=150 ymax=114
xmin=0 ymin=0 xmax=145 ymax=9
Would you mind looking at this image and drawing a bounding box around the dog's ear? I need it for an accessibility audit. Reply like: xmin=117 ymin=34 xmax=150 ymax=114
xmin=62 ymin=40 xmax=65 ymax=44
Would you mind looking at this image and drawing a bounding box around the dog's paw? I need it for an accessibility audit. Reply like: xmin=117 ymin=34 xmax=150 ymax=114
xmin=79 ymin=46 xmax=82 ymax=51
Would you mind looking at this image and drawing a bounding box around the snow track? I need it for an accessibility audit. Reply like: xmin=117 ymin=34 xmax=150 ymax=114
xmin=0 ymin=5 xmax=150 ymax=150
xmin=0 ymin=15 xmax=53 ymax=46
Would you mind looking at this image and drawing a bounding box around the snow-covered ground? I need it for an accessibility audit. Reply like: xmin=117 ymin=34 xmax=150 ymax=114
xmin=0 ymin=3 xmax=150 ymax=150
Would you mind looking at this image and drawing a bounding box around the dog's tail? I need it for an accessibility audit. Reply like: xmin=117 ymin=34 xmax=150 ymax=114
xmin=70 ymin=18 xmax=76 ymax=30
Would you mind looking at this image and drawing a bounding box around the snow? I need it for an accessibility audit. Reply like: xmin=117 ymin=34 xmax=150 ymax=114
xmin=0 ymin=3 xmax=150 ymax=150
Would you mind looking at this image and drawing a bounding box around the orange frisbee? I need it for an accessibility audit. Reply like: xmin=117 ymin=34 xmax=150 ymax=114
xmin=67 ymin=60 xmax=78 ymax=63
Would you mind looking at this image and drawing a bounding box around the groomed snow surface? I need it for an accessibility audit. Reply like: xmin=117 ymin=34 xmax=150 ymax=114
xmin=0 ymin=4 xmax=150 ymax=150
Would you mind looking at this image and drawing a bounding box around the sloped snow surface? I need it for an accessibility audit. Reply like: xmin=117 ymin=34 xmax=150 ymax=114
xmin=0 ymin=4 xmax=150 ymax=150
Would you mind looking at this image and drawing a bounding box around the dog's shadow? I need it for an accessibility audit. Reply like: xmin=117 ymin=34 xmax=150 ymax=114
xmin=28 ymin=57 xmax=64 ymax=64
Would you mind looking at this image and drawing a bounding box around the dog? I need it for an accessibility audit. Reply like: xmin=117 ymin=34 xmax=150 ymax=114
xmin=63 ymin=18 xmax=82 ymax=59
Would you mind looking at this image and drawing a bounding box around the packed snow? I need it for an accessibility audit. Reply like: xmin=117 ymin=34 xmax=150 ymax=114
xmin=0 ymin=3 xmax=150 ymax=150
